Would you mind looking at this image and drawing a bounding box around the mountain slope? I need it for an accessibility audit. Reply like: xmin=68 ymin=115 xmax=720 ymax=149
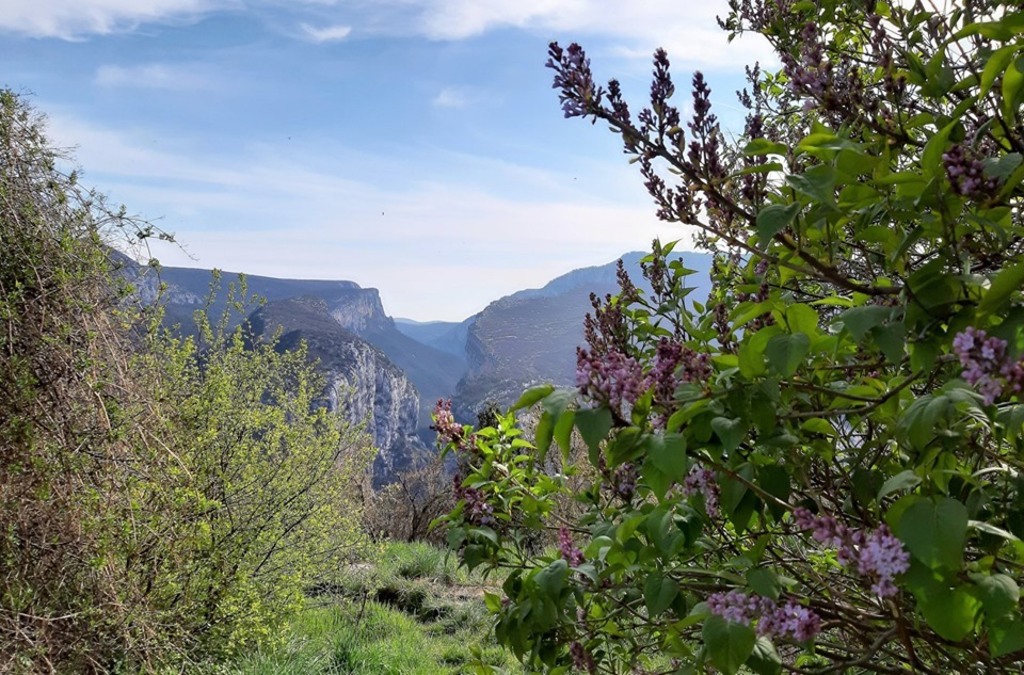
xmin=128 ymin=261 xmax=466 ymax=437
xmin=247 ymin=297 xmax=424 ymax=482
xmin=451 ymin=251 xmax=714 ymax=420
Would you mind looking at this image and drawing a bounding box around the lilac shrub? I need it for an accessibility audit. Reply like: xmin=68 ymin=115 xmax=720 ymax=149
xmin=440 ymin=1 xmax=1024 ymax=673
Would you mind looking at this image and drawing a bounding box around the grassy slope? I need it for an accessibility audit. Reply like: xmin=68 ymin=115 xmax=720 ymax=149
xmin=230 ymin=542 xmax=521 ymax=675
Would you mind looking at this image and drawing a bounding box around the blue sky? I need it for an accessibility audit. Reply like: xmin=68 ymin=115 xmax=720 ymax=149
xmin=2 ymin=1 xmax=773 ymax=321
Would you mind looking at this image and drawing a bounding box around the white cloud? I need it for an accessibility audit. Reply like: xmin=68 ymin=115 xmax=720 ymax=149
xmin=432 ymin=87 xmax=469 ymax=109
xmin=393 ymin=0 xmax=775 ymax=70
xmin=299 ymin=22 xmax=352 ymax=43
xmin=94 ymin=63 xmax=215 ymax=90
xmin=44 ymin=112 xmax=690 ymax=321
xmin=0 ymin=0 xmax=220 ymax=39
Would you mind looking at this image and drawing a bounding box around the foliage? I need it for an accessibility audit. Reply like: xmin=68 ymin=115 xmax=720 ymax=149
xmin=131 ymin=291 xmax=376 ymax=658
xmin=0 ymin=89 xmax=373 ymax=671
xmin=0 ymin=86 xmax=174 ymax=671
xmin=438 ymin=1 xmax=1024 ymax=673
xmin=232 ymin=541 xmax=522 ymax=675
xmin=363 ymin=457 xmax=456 ymax=544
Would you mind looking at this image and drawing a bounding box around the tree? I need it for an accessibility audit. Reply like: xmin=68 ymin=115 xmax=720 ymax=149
xmin=438 ymin=1 xmax=1024 ymax=672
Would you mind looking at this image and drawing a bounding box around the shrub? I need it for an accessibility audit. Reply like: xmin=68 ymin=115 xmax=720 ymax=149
xmin=440 ymin=2 xmax=1024 ymax=673
xmin=0 ymin=89 xmax=374 ymax=671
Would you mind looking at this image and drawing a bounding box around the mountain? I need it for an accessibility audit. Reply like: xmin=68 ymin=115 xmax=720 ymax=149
xmin=394 ymin=318 xmax=472 ymax=358
xmin=246 ymin=297 xmax=423 ymax=482
xmin=128 ymin=261 xmax=467 ymax=436
xmin=450 ymin=251 xmax=715 ymax=421
xmin=116 ymin=249 xmax=716 ymax=477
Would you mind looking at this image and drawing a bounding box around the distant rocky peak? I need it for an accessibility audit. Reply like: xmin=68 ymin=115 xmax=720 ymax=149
xmin=325 ymin=287 xmax=392 ymax=335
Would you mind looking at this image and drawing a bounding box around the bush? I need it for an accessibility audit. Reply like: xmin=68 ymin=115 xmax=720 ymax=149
xmin=362 ymin=458 xmax=455 ymax=544
xmin=440 ymin=2 xmax=1024 ymax=673
xmin=0 ymin=90 xmax=374 ymax=671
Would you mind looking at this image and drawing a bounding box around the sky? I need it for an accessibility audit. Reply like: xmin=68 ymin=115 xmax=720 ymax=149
xmin=2 ymin=0 xmax=774 ymax=321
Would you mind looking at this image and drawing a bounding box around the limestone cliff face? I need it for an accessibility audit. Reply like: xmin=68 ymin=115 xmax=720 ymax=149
xmin=117 ymin=257 xmax=461 ymax=472
xmin=247 ymin=297 xmax=425 ymax=483
xmin=320 ymin=334 xmax=422 ymax=480
xmin=326 ymin=288 xmax=392 ymax=334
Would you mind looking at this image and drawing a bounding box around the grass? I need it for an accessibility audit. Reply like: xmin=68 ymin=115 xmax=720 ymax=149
xmin=227 ymin=541 xmax=521 ymax=675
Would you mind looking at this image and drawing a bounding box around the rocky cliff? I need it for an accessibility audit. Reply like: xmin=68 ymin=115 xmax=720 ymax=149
xmin=121 ymin=259 xmax=466 ymax=444
xmin=247 ymin=297 xmax=424 ymax=482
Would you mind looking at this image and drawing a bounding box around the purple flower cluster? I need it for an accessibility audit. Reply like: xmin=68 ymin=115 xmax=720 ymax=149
xmin=558 ymin=527 xmax=585 ymax=567
xmin=707 ymin=590 xmax=821 ymax=642
xmin=856 ymin=526 xmax=911 ymax=598
xmin=781 ymin=22 xmax=829 ymax=105
xmin=758 ymin=598 xmax=823 ymax=642
xmin=569 ymin=640 xmax=597 ymax=673
xmin=793 ymin=508 xmax=909 ymax=598
xmin=942 ymin=145 xmax=999 ymax=200
xmin=432 ymin=399 xmax=464 ymax=445
xmin=953 ymin=327 xmax=1024 ymax=405
xmin=453 ymin=475 xmax=494 ymax=527
xmin=546 ymin=42 xmax=601 ymax=119
xmin=646 ymin=338 xmax=712 ymax=402
xmin=683 ymin=466 xmax=720 ymax=518
xmin=576 ymin=347 xmax=645 ymax=411
xmin=612 ymin=462 xmax=638 ymax=501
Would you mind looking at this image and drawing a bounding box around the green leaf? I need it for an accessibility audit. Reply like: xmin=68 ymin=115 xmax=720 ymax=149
xmin=744 ymin=138 xmax=788 ymax=156
xmin=897 ymin=497 xmax=968 ymax=571
xmin=756 ymin=203 xmax=800 ymax=243
xmin=985 ymin=152 xmax=1023 ymax=183
xmin=483 ymin=591 xmax=503 ymax=613
xmin=921 ymin=120 xmax=956 ymax=178
xmin=784 ymin=303 xmax=819 ymax=335
xmin=878 ymin=470 xmax=920 ymax=501
xmin=871 ymin=322 xmax=906 ymax=363
xmin=989 ymin=618 xmax=1024 ymax=658
xmin=764 ymin=333 xmax=810 ymax=378
xmin=534 ymin=412 xmax=554 ymax=461
xmin=746 ymin=638 xmax=782 ymax=675
xmin=921 ymin=46 xmax=955 ymax=97
xmin=575 ymin=407 xmax=612 ymax=465
xmin=978 ymin=259 xmax=1024 ymax=318
xmin=970 ymin=572 xmax=1020 ymax=619
xmin=739 ymin=325 xmax=781 ymax=379
xmin=899 ymin=394 xmax=951 ymax=450
xmin=535 ymin=559 xmax=568 ymax=597
xmin=644 ymin=572 xmax=679 ymax=616
xmin=647 ymin=433 xmax=688 ymax=482
xmin=711 ymin=416 xmax=746 ymax=452
xmin=837 ymin=305 xmax=891 ymax=342
xmin=786 ymin=164 xmax=836 ymax=204
xmin=919 ymin=584 xmax=981 ymax=642
xmin=1003 ymin=57 xmax=1024 ymax=122
xmin=642 ymin=461 xmax=672 ymax=501
xmin=511 ymin=384 xmax=554 ymax=411
xmin=746 ymin=568 xmax=782 ymax=601
xmin=758 ymin=465 xmax=791 ymax=520
xmin=703 ymin=615 xmax=756 ymax=675
xmin=553 ymin=409 xmax=575 ymax=459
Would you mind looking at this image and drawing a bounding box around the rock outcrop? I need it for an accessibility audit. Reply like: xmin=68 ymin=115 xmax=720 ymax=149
xmin=247 ymin=297 xmax=425 ymax=482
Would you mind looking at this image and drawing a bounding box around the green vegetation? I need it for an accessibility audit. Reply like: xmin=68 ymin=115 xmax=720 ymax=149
xmin=232 ymin=541 xmax=521 ymax=675
xmin=0 ymin=89 xmax=374 ymax=671
xmin=438 ymin=1 xmax=1024 ymax=673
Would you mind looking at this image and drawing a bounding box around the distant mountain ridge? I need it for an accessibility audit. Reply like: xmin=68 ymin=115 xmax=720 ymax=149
xmin=450 ymin=251 xmax=715 ymax=421
xmin=117 ymin=248 xmax=715 ymax=480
